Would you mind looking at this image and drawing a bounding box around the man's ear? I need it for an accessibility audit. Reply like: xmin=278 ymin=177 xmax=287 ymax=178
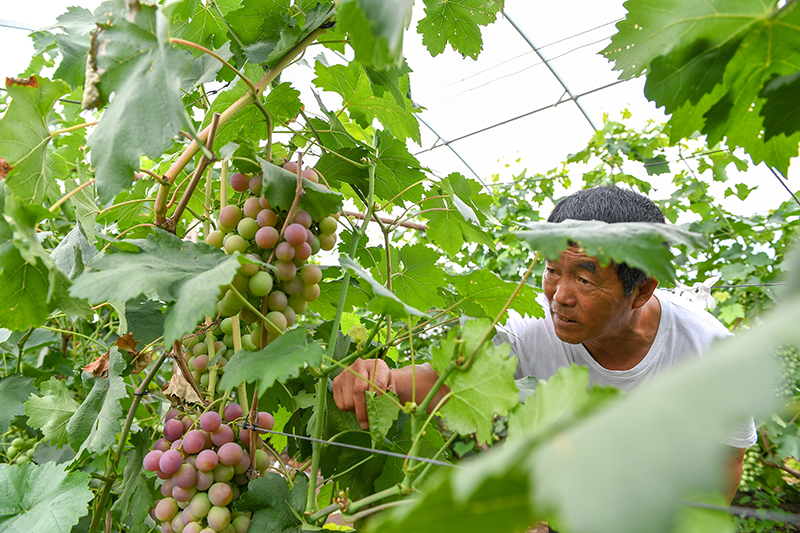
xmin=632 ymin=278 xmax=658 ymax=309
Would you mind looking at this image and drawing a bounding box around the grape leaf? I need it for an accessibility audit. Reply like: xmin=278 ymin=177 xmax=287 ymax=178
xmin=365 ymin=59 xmax=413 ymax=107
xmin=0 ymin=76 xmax=70 ymax=204
xmin=88 ymin=4 xmax=195 ymax=202
xmin=761 ymin=71 xmax=800 ymax=139
xmin=514 ymin=220 xmax=706 ymax=282
xmin=416 ymin=0 xmax=501 ymax=60
xmin=66 ymin=347 xmax=127 ymax=456
xmin=218 ymin=329 xmax=324 ymax=396
xmin=263 ymin=82 xmax=304 ymax=126
xmin=0 ymin=462 xmax=92 ymax=532
xmin=234 ymin=473 xmax=308 ymax=531
xmin=506 ymin=364 xmax=622 ymax=440
xmin=111 ymin=430 xmax=155 ymax=533
xmin=170 ymin=0 xmax=239 ymax=52
xmin=374 ymin=244 xmax=447 ymax=312
xmin=258 ymin=156 xmax=344 ymax=221
xmin=24 ymin=377 xmax=80 ymax=448
xmin=366 ymin=390 xmax=401 ymax=448
xmin=449 ymin=269 xmax=544 ymax=322
xmin=374 ymin=414 xmax=449 ymax=492
xmin=313 ymin=61 xmax=420 ymax=143
xmin=51 ymin=224 xmax=96 ymax=280
xmin=337 ymin=0 xmax=413 ymax=70
xmin=0 ymin=375 xmax=35 ymax=434
xmin=339 ymin=257 xmax=427 ymax=317
xmin=432 ymin=320 xmax=518 ymax=444
xmin=225 ymin=0 xmax=289 ymax=50
xmin=199 ymin=64 xmax=268 ymax=148
xmin=69 ymin=229 xmax=243 ymax=346
xmin=373 ymin=129 xmax=427 ymax=203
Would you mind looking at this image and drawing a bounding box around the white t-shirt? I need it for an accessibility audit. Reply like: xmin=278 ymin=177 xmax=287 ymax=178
xmin=495 ymin=289 xmax=757 ymax=448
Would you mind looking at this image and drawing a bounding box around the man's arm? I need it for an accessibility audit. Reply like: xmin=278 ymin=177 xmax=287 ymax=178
xmin=724 ymin=447 xmax=746 ymax=504
xmin=331 ymin=359 xmax=448 ymax=429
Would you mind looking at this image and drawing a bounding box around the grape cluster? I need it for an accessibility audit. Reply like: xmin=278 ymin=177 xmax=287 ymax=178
xmin=1 ymin=430 xmax=37 ymax=465
xmin=144 ymin=405 xmax=275 ymax=533
xmin=738 ymin=446 xmax=763 ymax=490
xmin=204 ymin=164 xmax=337 ymax=348
xmin=775 ymin=343 xmax=800 ymax=399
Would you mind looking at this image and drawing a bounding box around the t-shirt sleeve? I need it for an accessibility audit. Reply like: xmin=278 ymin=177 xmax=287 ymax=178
xmin=723 ymin=418 xmax=758 ymax=449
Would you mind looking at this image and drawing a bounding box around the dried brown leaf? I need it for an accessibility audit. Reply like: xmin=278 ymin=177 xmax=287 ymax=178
xmin=162 ymin=372 xmax=204 ymax=407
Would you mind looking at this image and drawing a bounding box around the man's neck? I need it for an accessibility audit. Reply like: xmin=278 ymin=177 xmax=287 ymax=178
xmin=582 ymin=295 xmax=662 ymax=371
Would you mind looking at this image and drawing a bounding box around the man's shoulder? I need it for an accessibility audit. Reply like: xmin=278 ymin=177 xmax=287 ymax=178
xmin=657 ymin=289 xmax=731 ymax=339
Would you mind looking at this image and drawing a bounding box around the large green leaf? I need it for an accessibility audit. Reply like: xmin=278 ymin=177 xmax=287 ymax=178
xmin=110 ymin=430 xmax=155 ymax=533
xmin=761 ymin=70 xmax=800 ymax=140
xmin=66 ymin=347 xmax=127 ymax=456
xmin=88 ymin=5 xmax=195 ymax=202
xmin=514 ymin=220 xmax=706 ymax=282
xmin=234 ymin=473 xmax=308 ymax=531
xmin=218 ymin=329 xmax=324 ymax=396
xmin=604 ymin=0 xmax=800 ymax=175
xmin=340 ymin=257 xmax=427 ymax=317
xmin=170 ymin=0 xmax=239 ymax=53
xmin=0 ymin=462 xmax=92 ymax=532
xmin=449 ymin=269 xmax=543 ymax=322
xmin=416 ymin=0 xmax=501 ymax=59
xmin=313 ymin=61 xmax=420 ymax=143
xmin=431 ymin=320 xmax=518 ymax=444
xmin=258 ymin=156 xmax=344 ymax=221
xmin=372 ymin=244 xmax=447 ymax=312
xmin=0 ymin=76 xmax=70 ymax=204
xmin=24 ymin=377 xmax=80 ymax=448
xmin=366 ymin=390 xmax=401 ymax=448
xmin=337 ymin=0 xmax=413 ymax=70
xmin=69 ymin=229 xmax=243 ymax=346
xmin=373 ymin=129 xmax=427 ymax=203
xmin=0 ymin=376 xmax=34 ymax=434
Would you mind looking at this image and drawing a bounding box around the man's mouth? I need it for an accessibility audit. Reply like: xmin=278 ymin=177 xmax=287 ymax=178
xmin=552 ymin=311 xmax=577 ymax=324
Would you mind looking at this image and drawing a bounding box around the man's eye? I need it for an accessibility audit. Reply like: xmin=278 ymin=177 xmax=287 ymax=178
xmin=579 ymin=277 xmax=590 ymax=284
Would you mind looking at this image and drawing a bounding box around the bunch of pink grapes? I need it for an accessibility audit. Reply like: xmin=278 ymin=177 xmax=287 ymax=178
xmin=144 ymin=405 xmax=275 ymax=532
xmin=204 ymin=163 xmax=338 ymax=348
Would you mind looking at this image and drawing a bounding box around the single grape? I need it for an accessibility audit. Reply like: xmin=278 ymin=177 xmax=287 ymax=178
xmin=275 ymin=261 xmax=296 ymax=281
xmin=283 ymin=306 xmax=296 ymax=327
xmin=155 ymin=497 xmax=179 ymax=522
xmin=214 ymin=463 xmax=235 ymax=483
xmin=284 ymin=223 xmax=307 ymax=246
xmin=200 ymin=411 xmax=222 ymax=433
xmin=249 ymin=176 xmax=263 ymax=195
xmin=188 ymin=492 xmax=211 ymax=519
xmin=218 ymin=442 xmax=243 ymax=466
xmin=240 ymin=307 xmax=258 ymax=325
xmin=319 ymin=216 xmax=338 ymax=235
xmin=294 ymin=242 xmax=311 ymax=262
xmin=243 ymin=197 xmax=263 ymax=219
xmin=248 ymin=271 xmax=273 ymax=297
xmin=267 ymin=291 xmax=288 ymax=311
xmin=256 ymin=208 xmax=278 ymax=228
xmin=170 ymin=515 xmax=186 ymax=533
xmin=205 ymin=230 xmax=224 ymax=248
xmin=265 ymin=312 xmax=287 ymax=335
xmin=173 ymin=463 xmax=197 ymax=489
xmin=154 ymin=438 xmax=171 ymax=452
xmin=192 ymin=342 xmax=208 ymax=357
xmin=282 ymin=276 xmax=303 ymax=296
xmin=196 ymin=449 xmax=219 ymax=472
xmin=255 ymin=226 xmax=279 ymax=249
xmin=223 ymin=403 xmax=244 ymax=422
xmin=254 ymin=449 xmax=270 ymax=472
xmin=219 ymin=205 xmax=243 ymax=229
xmin=159 ymin=449 xmax=184 ymax=475
xmin=232 ymin=514 xmax=252 ymax=533
xmin=237 ymin=428 xmax=252 ymax=445
xmin=229 ymin=172 xmax=250 ymax=193
xmin=288 ymin=294 xmax=307 ymax=314
xmin=211 ymin=424 xmax=235 ymax=447
xmin=213 ymin=340 xmax=226 ymax=355
xmin=172 ymin=484 xmax=197 ymax=503
xmin=224 ymin=234 xmax=248 ymax=255
xmin=310 ymin=235 xmax=321 ymax=254
xmin=166 ymin=408 xmax=181 ymax=422
xmin=164 ymin=419 xmax=185 ymax=442
xmin=241 ymin=334 xmax=257 ymax=351
xmin=293 ymin=210 xmax=312 ymax=228
xmin=193 ymin=354 xmax=209 ymax=373
xmin=182 ymin=430 xmax=206 ymax=455
xmin=181 ymin=507 xmax=198 ymax=526
xmin=196 ymin=470 xmax=214 ymax=491
xmin=208 ymin=482 xmax=234 ymax=506
xmin=182 ymin=523 xmax=203 ymax=533
xmin=207 ymin=506 xmax=232 ymax=531
xmin=319 ymin=233 xmax=336 ymax=251
xmin=283 ymin=161 xmax=299 ymax=173
xmin=160 ymin=479 xmax=174 ymax=498
xmin=275 ymin=242 xmax=295 ymax=262
xmin=301 ymin=168 xmax=319 ymax=183
xmin=300 ymin=283 xmax=320 ymax=302
xmin=144 ymin=450 xmax=163 ymax=472
xmin=181 ymin=417 xmax=195 ymax=434
xmin=223 ymin=333 xmax=235 ymax=349
xmin=221 ymin=290 xmax=245 ymax=314
xmin=232 ymin=452 xmax=251 ymax=475
xmin=299 ymin=265 xmax=322 ymax=285
xmin=237 ymin=217 xmax=260 ymax=241
xmin=239 ymin=253 xmax=261 ymax=277
xmin=200 ymin=373 xmax=210 ymax=388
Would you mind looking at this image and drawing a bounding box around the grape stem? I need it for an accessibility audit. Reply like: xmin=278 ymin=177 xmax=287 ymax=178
xmin=342 ymin=209 xmax=428 ymax=231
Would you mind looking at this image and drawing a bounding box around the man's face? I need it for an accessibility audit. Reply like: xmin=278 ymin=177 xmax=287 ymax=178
xmin=542 ymin=247 xmax=636 ymax=345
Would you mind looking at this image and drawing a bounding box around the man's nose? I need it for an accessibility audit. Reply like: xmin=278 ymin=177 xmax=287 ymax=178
xmin=552 ymin=280 xmax=576 ymax=306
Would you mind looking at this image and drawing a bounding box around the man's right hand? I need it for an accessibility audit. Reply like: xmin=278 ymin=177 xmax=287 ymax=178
xmin=332 ymin=358 xmax=396 ymax=429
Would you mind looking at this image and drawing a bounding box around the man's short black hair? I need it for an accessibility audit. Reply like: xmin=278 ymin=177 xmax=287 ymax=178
xmin=547 ymin=186 xmax=666 ymax=297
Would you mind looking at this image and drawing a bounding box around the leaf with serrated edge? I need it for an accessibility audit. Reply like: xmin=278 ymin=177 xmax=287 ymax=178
xmin=258 ymin=156 xmax=344 ymax=221
xmin=366 ymin=390 xmax=401 ymax=448
xmin=0 ymin=375 xmax=35 ymax=434
xmin=0 ymin=462 xmax=93 ymax=532
xmin=432 ymin=320 xmax=518 ymax=444
xmin=337 ymin=0 xmax=413 ymax=70
xmin=416 ymin=0 xmax=500 ymax=59
xmin=25 ymin=377 xmax=80 ymax=449
xmin=449 ymin=269 xmax=543 ymax=321
xmin=218 ymin=329 xmax=324 ymax=396
xmin=234 ymin=473 xmax=307 ymax=531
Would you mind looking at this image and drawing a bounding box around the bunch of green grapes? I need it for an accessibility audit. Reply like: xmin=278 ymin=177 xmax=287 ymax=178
xmin=775 ymin=343 xmax=800 ymax=399
xmin=145 ymin=405 xmax=275 ymax=533
xmin=204 ymin=163 xmax=337 ymax=349
xmin=1 ymin=429 xmax=38 ymax=465
xmin=738 ymin=447 xmax=763 ymax=491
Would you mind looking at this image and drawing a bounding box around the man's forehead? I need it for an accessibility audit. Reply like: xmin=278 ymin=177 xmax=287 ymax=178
xmin=545 ymin=249 xmax=602 ymax=271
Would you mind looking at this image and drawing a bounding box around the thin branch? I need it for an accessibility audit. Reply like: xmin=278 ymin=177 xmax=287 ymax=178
xmin=49 ymin=178 xmax=95 ymax=213
xmin=343 ymin=210 xmax=428 ymax=231
xmin=170 ymin=38 xmax=257 ymax=94
xmin=769 ymin=166 xmax=800 ymax=207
